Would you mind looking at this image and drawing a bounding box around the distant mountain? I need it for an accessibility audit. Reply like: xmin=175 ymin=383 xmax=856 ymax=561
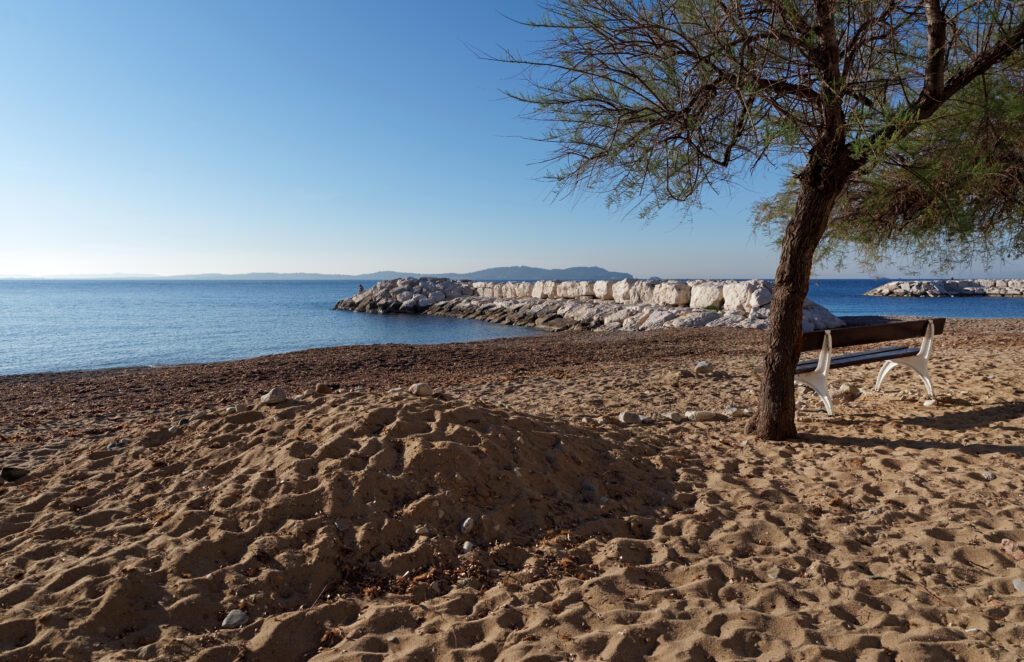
xmin=164 ymin=266 xmax=635 ymax=281
xmin=431 ymin=266 xmax=634 ymax=281
xmin=3 ymin=266 xmax=635 ymax=281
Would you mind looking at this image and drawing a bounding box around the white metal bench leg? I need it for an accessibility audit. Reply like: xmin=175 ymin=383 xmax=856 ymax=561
xmin=873 ymin=320 xmax=936 ymax=399
xmin=795 ymin=371 xmax=834 ymax=415
xmin=874 ymin=357 xmax=934 ymax=398
xmin=794 ymin=330 xmax=833 ymax=415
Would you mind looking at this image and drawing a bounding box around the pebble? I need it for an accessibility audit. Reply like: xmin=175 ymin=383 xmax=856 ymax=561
xmin=225 ymin=406 xmax=238 ymax=414
xmin=923 ymin=398 xmax=937 ymax=407
xmin=409 ymin=383 xmax=434 ymax=397
xmin=685 ymin=410 xmax=721 ymax=422
xmin=415 ymin=524 xmax=432 ymax=536
xmin=579 ymin=480 xmax=600 ymax=502
xmin=260 ymin=387 xmax=288 ymax=405
xmin=837 ymin=383 xmax=861 ymax=401
xmin=135 ymin=643 xmax=159 ymax=660
xmin=663 ymin=412 xmax=684 ymax=423
xmin=638 ymin=414 xmax=655 ymax=424
xmin=617 ymin=411 xmax=641 ymax=425
xmin=982 ymin=470 xmax=996 ymax=481
xmin=106 ymin=440 xmax=126 ymax=451
xmin=1013 ymin=578 xmax=1024 ymax=593
xmin=221 ymin=609 xmax=249 ymax=629
xmin=315 ymin=383 xmax=333 ymax=395
xmin=462 ymin=541 xmax=476 ymax=553
xmin=694 ymin=360 xmax=713 ymax=375
xmin=1 ymin=467 xmax=29 ymax=482
xmin=178 ymin=418 xmax=190 ymax=427
xmin=461 ymin=517 xmax=475 ymax=534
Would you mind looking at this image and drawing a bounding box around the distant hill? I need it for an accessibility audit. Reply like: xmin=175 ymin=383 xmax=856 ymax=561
xmin=356 ymin=266 xmax=633 ymax=281
xmin=5 ymin=266 xmax=635 ymax=281
xmin=163 ymin=266 xmax=635 ymax=281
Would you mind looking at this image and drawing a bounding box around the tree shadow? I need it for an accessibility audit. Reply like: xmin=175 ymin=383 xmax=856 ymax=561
xmin=902 ymin=401 xmax=1024 ymax=431
xmin=794 ymin=432 xmax=1024 ymax=456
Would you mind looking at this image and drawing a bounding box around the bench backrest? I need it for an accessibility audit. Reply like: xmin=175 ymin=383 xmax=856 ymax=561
xmin=801 ymin=318 xmax=945 ymax=352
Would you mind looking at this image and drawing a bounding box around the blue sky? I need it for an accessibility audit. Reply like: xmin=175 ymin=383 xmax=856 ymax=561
xmin=1 ymin=1 xmax=1021 ymax=279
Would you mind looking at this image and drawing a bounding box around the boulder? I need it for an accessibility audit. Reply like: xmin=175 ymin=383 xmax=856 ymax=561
xmin=689 ymin=282 xmax=724 ymax=310
xmin=593 ymin=280 xmax=615 ymax=300
xmin=723 ymin=280 xmax=760 ymax=313
xmin=611 ymin=279 xmax=636 ymax=304
xmin=652 ymin=281 xmax=690 ymax=306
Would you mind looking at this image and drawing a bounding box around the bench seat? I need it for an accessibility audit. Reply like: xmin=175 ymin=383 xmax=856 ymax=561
xmin=794 ymin=318 xmax=944 ymax=415
xmin=796 ymin=346 xmax=918 ymax=373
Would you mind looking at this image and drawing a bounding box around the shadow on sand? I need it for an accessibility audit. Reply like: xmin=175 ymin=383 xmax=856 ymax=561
xmin=795 ymin=402 xmax=1024 ymax=454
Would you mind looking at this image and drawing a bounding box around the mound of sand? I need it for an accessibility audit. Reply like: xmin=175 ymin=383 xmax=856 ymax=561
xmin=0 ymin=387 xmax=673 ymax=660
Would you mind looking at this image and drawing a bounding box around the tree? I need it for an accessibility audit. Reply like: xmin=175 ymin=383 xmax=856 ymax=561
xmin=755 ymin=63 xmax=1024 ymax=272
xmin=503 ymin=0 xmax=1024 ymax=439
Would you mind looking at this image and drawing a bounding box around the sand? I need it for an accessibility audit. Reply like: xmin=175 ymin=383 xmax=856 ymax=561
xmin=2 ymin=319 xmax=1024 ymax=660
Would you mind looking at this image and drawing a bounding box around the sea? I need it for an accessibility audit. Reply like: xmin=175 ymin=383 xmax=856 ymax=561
xmin=1 ymin=278 xmax=1023 ymax=377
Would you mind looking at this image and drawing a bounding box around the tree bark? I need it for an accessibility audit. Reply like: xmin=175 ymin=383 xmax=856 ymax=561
xmin=753 ymin=138 xmax=857 ymax=440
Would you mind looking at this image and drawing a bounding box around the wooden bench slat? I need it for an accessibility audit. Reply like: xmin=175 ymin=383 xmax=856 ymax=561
xmin=801 ymin=318 xmax=945 ymax=352
xmin=795 ymin=346 xmax=918 ymax=373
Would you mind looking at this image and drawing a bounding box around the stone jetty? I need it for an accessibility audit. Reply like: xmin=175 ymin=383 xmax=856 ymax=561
xmin=336 ymin=277 xmax=844 ymax=332
xmin=866 ymin=279 xmax=1024 ymax=297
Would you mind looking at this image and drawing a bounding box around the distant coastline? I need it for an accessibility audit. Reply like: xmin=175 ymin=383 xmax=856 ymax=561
xmin=0 ymin=265 xmax=634 ymax=282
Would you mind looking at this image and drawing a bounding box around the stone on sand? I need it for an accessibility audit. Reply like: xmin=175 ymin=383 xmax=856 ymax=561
xmin=409 ymin=383 xmax=435 ymax=397
xmin=221 ymin=609 xmax=249 ymax=629
xmin=260 ymin=387 xmax=288 ymax=405
xmin=617 ymin=411 xmax=642 ymax=425
xmin=694 ymin=360 xmax=713 ymax=375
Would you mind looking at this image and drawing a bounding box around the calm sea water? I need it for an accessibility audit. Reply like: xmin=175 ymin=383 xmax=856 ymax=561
xmin=0 ymin=280 xmax=540 ymax=376
xmin=1 ymin=278 xmax=1022 ymax=376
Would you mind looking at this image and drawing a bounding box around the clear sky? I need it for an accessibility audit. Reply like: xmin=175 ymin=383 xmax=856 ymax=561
xmin=1 ymin=1 xmax=1021 ymax=279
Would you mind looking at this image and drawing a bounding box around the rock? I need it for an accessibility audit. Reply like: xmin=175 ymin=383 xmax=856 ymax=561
xmin=260 ymin=387 xmax=288 ymax=405
xmin=617 ymin=411 xmax=642 ymax=425
xmin=1014 ymin=578 xmax=1024 ymax=593
xmin=409 ymin=383 xmax=434 ymax=397
xmin=221 ymin=609 xmax=249 ymax=629
xmin=579 ymin=479 xmax=601 ymax=502
xmin=225 ymin=405 xmax=238 ymax=414
xmin=685 ymin=410 xmax=722 ymax=422
xmin=1 ymin=467 xmax=29 ymax=482
xmin=592 ymin=280 xmax=615 ymax=300
xmin=461 ymin=517 xmax=475 ymax=534
xmin=694 ymin=360 xmax=713 ymax=375
xmin=923 ymin=398 xmax=937 ymax=407
xmin=722 ymin=281 xmax=759 ymax=313
xmin=836 ymin=383 xmax=861 ymax=402
xmin=136 ymin=644 xmax=159 ymax=660
xmin=689 ymin=282 xmax=724 ymax=310
xmin=663 ymin=412 xmax=684 ymax=423
xmin=611 ymin=279 xmax=636 ymax=304
xmin=462 ymin=541 xmax=476 ymax=553
xmin=982 ymin=470 xmax=996 ymax=481
xmin=652 ymin=281 xmax=691 ymax=306
xmin=315 ymin=383 xmax=333 ymax=395
xmin=106 ymin=440 xmax=126 ymax=451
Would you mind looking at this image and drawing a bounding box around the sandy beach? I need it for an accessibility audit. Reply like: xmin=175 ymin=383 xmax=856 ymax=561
xmin=2 ymin=319 xmax=1024 ymax=660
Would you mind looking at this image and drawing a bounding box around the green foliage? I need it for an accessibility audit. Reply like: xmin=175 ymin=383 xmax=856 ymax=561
xmin=755 ymin=68 xmax=1024 ymax=271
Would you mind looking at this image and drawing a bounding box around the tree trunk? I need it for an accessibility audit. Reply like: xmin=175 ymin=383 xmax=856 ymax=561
xmin=753 ymin=140 xmax=857 ymax=440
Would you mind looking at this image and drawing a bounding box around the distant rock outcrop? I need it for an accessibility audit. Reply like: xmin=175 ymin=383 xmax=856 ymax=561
xmin=866 ymin=279 xmax=1024 ymax=297
xmin=336 ymin=277 xmax=843 ymax=333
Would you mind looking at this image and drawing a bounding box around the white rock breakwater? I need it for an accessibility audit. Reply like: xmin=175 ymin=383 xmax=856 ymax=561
xmin=336 ymin=277 xmax=844 ymax=332
xmin=867 ymin=279 xmax=1024 ymax=297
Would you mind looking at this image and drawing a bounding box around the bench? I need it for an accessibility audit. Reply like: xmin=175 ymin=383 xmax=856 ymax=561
xmin=795 ymin=318 xmax=945 ymax=415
